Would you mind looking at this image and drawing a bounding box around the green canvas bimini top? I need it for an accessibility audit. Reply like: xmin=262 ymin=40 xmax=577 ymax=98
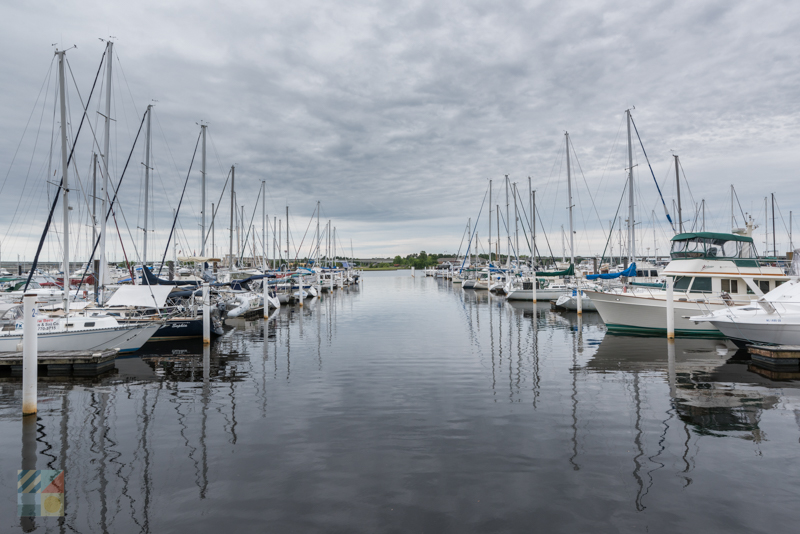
xmin=670 ymin=232 xmax=753 ymax=243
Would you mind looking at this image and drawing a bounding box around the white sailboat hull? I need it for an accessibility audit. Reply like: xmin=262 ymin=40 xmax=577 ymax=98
xmin=0 ymin=324 xmax=159 ymax=353
xmin=506 ymin=288 xmax=567 ymax=301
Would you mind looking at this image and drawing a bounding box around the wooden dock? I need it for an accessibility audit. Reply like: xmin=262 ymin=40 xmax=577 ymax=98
xmin=747 ymin=345 xmax=800 ymax=370
xmin=0 ymin=349 xmax=119 ymax=376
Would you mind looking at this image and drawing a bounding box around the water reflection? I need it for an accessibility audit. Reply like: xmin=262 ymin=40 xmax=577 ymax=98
xmin=1 ymin=274 xmax=799 ymax=532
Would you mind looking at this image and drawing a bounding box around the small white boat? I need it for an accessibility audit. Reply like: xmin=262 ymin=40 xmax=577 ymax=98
xmin=0 ymin=309 xmax=159 ymax=353
xmin=554 ymin=291 xmax=597 ymax=312
xmin=510 ymin=281 xmax=571 ymax=301
xmin=690 ymin=279 xmax=800 ymax=345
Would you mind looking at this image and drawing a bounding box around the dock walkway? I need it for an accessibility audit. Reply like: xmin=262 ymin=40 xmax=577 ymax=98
xmin=0 ymin=349 xmax=119 ymax=376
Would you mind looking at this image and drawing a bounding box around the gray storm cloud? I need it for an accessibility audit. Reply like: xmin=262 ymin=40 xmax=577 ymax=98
xmin=1 ymin=0 xmax=799 ymax=262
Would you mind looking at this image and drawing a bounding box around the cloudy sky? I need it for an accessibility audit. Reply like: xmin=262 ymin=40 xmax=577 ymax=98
xmin=1 ymin=0 xmax=799 ymax=264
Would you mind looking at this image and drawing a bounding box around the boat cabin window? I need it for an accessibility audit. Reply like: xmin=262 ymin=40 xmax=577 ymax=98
xmin=673 ymin=276 xmax=692 ymax=291
xmin=670 ymin=235 xmax=758 ymax=259
xmin=649 ymin=270 xmax=658 ymax=277
xmin=636 ymin=270 xmax=643 ymax=277
xmin=721 ymin=279 xmax=739 ymax=293
xmin=690 ymin=277 xmax=712 ymax=293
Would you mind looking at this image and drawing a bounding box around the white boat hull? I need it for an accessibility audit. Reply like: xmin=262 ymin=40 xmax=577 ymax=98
xmin=0 ymin=324 xmax=160 ymax=353
xmin=555 ymin=294 xmax=597 ymax=312
xmin=587 ymin=290 xmax=725 ymax=336
xmin=710 ymin=320 xmax=800 ymax=345
xmin=507 ymin=288 xmax=567 ymax=301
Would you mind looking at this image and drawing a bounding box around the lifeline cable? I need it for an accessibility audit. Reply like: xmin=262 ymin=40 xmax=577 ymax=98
xmin=156 ymin=129 xmax=203 ymax=276
xmin=629 ymin=113 xmax=675 ymax=232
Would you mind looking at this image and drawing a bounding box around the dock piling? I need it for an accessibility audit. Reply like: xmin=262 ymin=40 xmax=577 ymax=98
xmin=268 ymin=278 xmax=269 ymax=319
xmin=666 ymin=276 xmax=675 ymax=339
xmin=202 ymin=283 xmax=210 ymax=345
xmin=22 ymin=294 xmax=38 ymax=416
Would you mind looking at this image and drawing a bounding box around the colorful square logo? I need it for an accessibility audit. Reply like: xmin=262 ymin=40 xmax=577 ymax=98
xmin=17 ymin=470 xmax=64 ymax=517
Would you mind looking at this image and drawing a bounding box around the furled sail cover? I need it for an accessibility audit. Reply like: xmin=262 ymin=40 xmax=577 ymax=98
xmin=585 ymin=262 xmax=636 ymax=280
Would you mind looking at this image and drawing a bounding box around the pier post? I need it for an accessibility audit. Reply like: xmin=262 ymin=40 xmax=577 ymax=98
xmin=412 ymin=266 xmax=415 ymax=277
xmin=202 ymin=283 xmax=210 ymax=345
xmin=22 ymin=294 xmax=38 ymax=416
xmin=666 ymin=276 xmax=675 ymax=339
xmin=532 ymin=273 xmax=537 ymax=303
xmin=576 ymin=274 xmax=583 ymax=315
xmin=268 ymin=278 xmax=269 ymax=319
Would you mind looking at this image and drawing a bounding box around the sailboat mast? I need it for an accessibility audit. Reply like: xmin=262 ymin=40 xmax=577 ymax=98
xmin=528 ymin=177 xmax=533 ymax=260
xmin=173 ymin=209 xmax=177 ymax=264
xmin=731 ymin=185 xmax=735 ymax=232
xmin=468 ymin=217 xmax=471 ymax=269
xmin=702 ymin=199 xmax=705 ymax=232
xmin=92 ymin=153 xmax=97 ymax=252
xmin=261 ymin=181 xmax=266 ymax=270
xmin=316 ymin=201 xmax=320 ymax=265
xmin=488 ymin=180 xmax=492 ymax=264
xmin=513 ymin=183 xmax=519 ymax=267
xmin=229 ymin=165 xmax=235 ymax=268
xmin=143 ymin=105 xmax=152 ymax=265
xmin=532 ymin=189 xmax=536 ymax=266
xmin=496 ymin=205 xmax=500 ymax=262
xmin=57 ymin=50 xmax=70 ymax=310
xmin=505 ymin=175 xmax=510 ymax=264
xmin=566 ymin=132 xmax=574 ymax=266
xmin=200 ymin=124 xmax=207 ymax=256
xmin=626 ymin=109 xmax=635 ymax=263
xmin=99 ymin=41 xmax=113 ymax=304
xmin=285 ymin=206 xmax=289 ymax=265
xmin=211 ymin=203 xmax=215 ymax=258
xmin=772 ymin=192 xmax=776 ymax=257
xmin=674 ymin=154 xmax=682 ymax=233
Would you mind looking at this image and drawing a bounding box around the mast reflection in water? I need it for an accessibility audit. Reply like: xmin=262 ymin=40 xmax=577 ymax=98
xmin=0 ymin=272 xmax=798 ymax=533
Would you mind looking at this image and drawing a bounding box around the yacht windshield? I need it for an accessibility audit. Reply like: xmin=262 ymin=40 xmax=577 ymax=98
xmin=670 ymin=236 xmax=757 ymax=259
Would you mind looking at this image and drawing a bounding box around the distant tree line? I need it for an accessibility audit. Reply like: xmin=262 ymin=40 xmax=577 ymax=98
xmin=392 ymin=251 xmax=444 ymax=269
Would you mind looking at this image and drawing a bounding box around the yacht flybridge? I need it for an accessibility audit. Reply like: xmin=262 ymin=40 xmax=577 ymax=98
xmin=588 ymin=227 xmax=789 ymax=336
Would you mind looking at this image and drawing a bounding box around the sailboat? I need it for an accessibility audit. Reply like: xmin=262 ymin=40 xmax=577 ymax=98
xmin=5 ymin=45 xmax=159 ymax=353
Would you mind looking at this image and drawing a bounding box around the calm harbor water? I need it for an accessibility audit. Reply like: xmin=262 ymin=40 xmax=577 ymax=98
xmin=1 ymin=271 xmax=799 ymax=533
